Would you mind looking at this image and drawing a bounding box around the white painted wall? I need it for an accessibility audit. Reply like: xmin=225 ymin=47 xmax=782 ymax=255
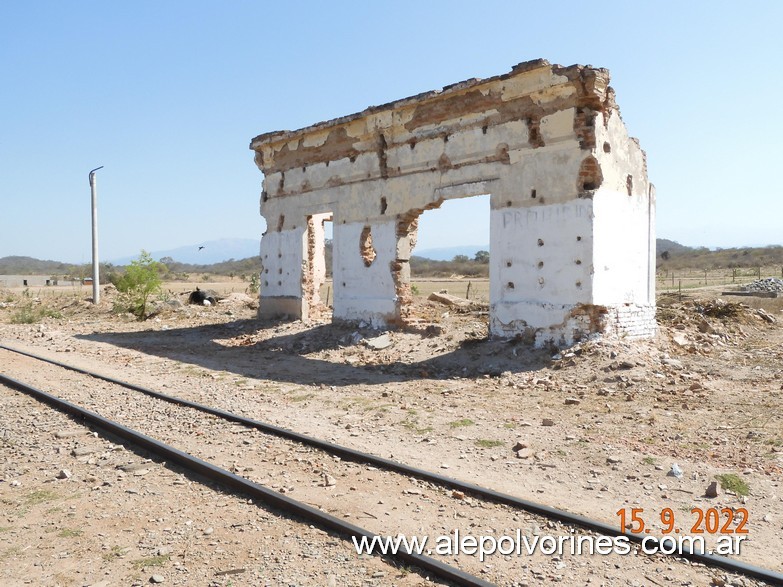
xmin=332 ymin=219 xmax=398 ymax=327
xmin=259 ymin=228 xmax=305 ymax=298
xmin=490 ymin=199 xmax=594 ymax=343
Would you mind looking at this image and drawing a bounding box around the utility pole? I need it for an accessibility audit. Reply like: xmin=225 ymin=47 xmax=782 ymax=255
xmin=89 ymin=166 xmax=103 ymax=304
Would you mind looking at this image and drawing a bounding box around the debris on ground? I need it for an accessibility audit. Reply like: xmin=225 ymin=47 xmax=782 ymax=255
xmin=188 ymin=287 xmax=221 ymax=305
xmin=743 ymin=277 xmax=783 ymax=294
xmin=427 ymin=291 xmax=472 ymax=309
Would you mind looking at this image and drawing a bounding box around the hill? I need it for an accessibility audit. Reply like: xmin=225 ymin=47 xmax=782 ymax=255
xmin=0 ymin=256 xmax=77 ymax=275
xmin=4 ymin=239 xmax=783 ymax=278
xmin=656 ymin=241 xmax=783 ymax=270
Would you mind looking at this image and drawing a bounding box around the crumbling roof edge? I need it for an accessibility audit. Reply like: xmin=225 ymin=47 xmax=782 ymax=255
xmin=250 ymin=58 xmax=592 ymax=150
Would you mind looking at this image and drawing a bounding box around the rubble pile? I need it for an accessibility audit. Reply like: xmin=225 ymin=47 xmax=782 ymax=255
xmin=743 ymin=277 xmax=783 ymax=294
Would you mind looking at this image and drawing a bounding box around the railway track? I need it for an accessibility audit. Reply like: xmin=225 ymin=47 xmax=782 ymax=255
xmin=1 ymin=343 xmax=782 ymax=586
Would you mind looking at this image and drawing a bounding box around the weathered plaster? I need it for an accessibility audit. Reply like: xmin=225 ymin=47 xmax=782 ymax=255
xmin=250 ymin=59 xmax=656 ymax=345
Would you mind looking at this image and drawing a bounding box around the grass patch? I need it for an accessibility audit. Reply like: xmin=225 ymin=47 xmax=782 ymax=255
xmin=474 ymin=439 xmax=503 ymax=449
xmin=449 ymin=418 xmax=475 ymax=429
xmin=10 ymin=303 xmax=62 ymax=324
xmin=0 ymin=527 xmax=10 ymax=533
xmin=58 ymin=528 xmax=83 ymax=538
xmin=24 ymin=490 xmax=59 ymax=506
xmin=503 ymin=421 xmax=516 ymax=429
xmin=132 ymin=554 xmax=170 ymax=569
xmin=400 ymin=413 xmax=433 ymax=435
xmin=716 ymin=473 xmax=750 ymax=496
xmin=103 ymin=546 xmax=128 ymax=562
xmin=642 ymin=456 xmax=657 ymax=465
xmin=290 ymin=393 xmax=315 ymax=402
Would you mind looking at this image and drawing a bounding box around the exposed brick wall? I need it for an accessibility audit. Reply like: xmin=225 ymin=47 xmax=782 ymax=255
xmin=604 ymin=304 xmax=657 ymax=339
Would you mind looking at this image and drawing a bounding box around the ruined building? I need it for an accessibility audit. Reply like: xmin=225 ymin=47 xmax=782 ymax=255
xmin=249 ymin=59 xmax=656 ymax=346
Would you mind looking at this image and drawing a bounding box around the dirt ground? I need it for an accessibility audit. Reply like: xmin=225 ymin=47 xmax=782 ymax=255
xmin=0 ymin=282 xmax=781 ymax=586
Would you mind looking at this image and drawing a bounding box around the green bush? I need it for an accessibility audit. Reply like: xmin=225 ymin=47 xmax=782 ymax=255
xmin=112 ymin=250 xmax=165 ymax=319
xmin=247 ymin=273 xmax=260 ymax=295
xmin=10 ymin=303 xmax=61 ymax=324
xmin=716 ymin=473 xmax=750 ymax=497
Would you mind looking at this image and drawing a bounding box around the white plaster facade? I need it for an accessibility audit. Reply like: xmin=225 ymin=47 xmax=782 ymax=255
xmin=250 ymin=59 xmax=656 ymax=346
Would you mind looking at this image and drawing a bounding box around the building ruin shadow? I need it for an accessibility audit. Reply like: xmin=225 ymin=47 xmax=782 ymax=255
xmin=76 ymin=319 xmax=555 ymax=388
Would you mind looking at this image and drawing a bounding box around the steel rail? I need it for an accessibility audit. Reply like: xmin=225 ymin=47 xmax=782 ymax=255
xmin=0 ymin=371 xmax=493 ymax=587
xmin=2 ymin=344 xmax=782 ymax=585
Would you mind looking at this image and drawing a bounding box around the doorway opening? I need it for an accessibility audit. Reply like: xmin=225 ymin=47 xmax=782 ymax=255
xmin=305 ymin=212 xmax=333 ymax=319
xmin=395 ymin=194 xmax=490 ymax=329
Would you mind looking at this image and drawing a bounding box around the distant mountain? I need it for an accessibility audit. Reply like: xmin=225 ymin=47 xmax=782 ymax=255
xmin=111 ymin=238 xmax=259 ymax=265
xmin=6 ymin=239 xmax=781 ymax=276
xmin=414 ymin=245 xmax=488 ymax=261
xmin=0 ymin=256 xmax=76 ymax=275
xmin=657 ymin=238 xmax=696 ymax=256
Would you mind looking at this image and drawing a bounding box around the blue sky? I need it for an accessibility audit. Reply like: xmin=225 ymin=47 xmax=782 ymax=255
xmin=1 ymin=1 xmax=781 ymax=263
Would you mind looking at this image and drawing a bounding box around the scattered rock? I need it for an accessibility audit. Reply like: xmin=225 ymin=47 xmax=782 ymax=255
xmin=150 ymin=575 xmax=165 ymax=584
xmin=705 ymin=481 xmax=720 ymax=498
xmin=667 ymin=464 xmax=683 ymax=479
xmin=662 ymin=358 xmax=684 ymax=369
xmin=119 ymin=462 xmax=152 ymax=473
xmin=427 ymin=292 xmax=471 ymax=308
xmin=71 ymin=446 xmax=98 ymax=457
xmin=322 ymin=474 xmax=337 ymax=487
xmin=425 ymin=324 xmax=444 ymax=336
xmin=56 ymin=469 xmax=72 ymax=480
xmin=512 ymin=440 xmax=528 ymax=452
xmin=364 ymin=334 xmax=392 ymax=350
xmin=606 ymin=456 xmax=622 ymax=465
xmin=541 ymin=418 xmax=555 ymax=427
xmin=564 ymin=397 xmax=581 ymax=406
xmin=54 ymin=430 xmax=83 ymax=439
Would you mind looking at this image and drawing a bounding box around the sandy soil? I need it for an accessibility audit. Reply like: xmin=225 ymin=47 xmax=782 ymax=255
xmin=0 ymin=284 xmax=781 ymax=587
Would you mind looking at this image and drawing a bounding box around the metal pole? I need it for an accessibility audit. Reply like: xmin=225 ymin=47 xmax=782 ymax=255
xmin=88 ymin=166 xmax=103 ymax=304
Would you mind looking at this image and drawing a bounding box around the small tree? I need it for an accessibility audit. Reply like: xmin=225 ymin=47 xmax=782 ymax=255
xmin=453 ymin=254 xmax=469 ymax=263
xmin=474 ymin=250 xmax=490 ymax=264
xmin=114 ymin=250 xmax=164 ymax=319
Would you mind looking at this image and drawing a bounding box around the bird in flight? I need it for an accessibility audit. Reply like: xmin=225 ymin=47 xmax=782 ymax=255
xmin=198 ymin=246 xmax=205 ymax=251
